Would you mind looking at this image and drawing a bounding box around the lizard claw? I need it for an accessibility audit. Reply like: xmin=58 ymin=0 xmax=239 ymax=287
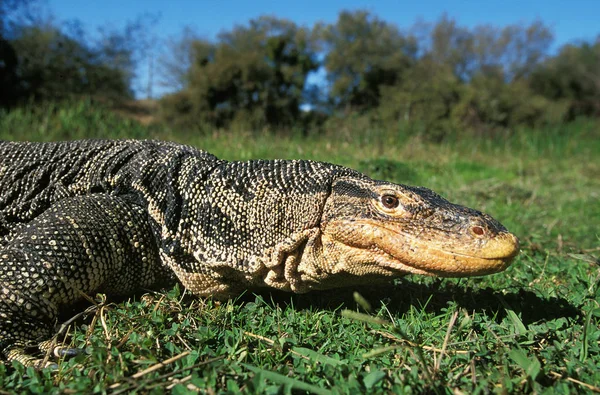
xmin=35 ymin=360 xmax=59 ymax=370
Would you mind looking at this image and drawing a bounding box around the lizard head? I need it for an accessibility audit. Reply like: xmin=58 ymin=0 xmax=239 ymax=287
xmin=311 ymin=176 xmax=519 ymax=284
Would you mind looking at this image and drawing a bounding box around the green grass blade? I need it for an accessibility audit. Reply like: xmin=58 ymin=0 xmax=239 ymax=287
xmin=242 ymin=364 xmax=332 ymax=395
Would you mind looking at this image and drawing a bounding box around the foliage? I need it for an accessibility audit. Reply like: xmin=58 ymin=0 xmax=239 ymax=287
xmin=530 ymin=36 xmax=600 ymax=119
xmin=374 ymin=16 xmax=558 ymax=136
xmin=451 ymin=72 xmax=559 ymax=132
xmin=1 ymin=102 xmax=599 ymax=393
xmin=158 ymin=26 xmax=198 ymax=92
xmin=160 ymin=16 xmax=318 ymax=129
xmin=8 ymin=24 xmax=133 ymax=102
xmin=158 ymin=11 xmax=592 ymax=136
xmin=377 ymin=59 xmax=461 ymax=138
xmin=0 ymin=37 xmax=20 ymax=107
xmin=424 ymin=16 xmax=553 ymax=81
xmin=1 ymin=5 xmax=600 ymax=136
xmin=0 ymin=1 xmax=155 ymax=108
xmin=316 ymin=10 xmax=417 ymax=111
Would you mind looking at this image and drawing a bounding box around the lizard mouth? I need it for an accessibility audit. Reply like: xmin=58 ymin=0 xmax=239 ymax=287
xmin=377 ymin=225 xmax=519 ymax=276
xmin=325 ymin=219 xmax=520 ymax=277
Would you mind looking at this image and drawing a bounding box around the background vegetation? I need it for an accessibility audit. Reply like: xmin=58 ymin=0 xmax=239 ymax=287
xmin=0 ymin=0 xmax=599 ymax=393
xmin=2 ymin=2 xmax=600 ymax=135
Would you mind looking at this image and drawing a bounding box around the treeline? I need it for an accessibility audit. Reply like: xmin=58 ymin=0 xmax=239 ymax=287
xmin=160 ymin=12 xmax=600 ymax=135
xmin=2 ymin=2 xmax=599 ymax=136
xmin=0 ymin=0 xmax=145 ymax=107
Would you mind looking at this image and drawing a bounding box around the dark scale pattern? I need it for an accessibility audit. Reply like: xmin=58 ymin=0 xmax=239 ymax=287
xmin=0 ymin=194 xmax=169 ymax=366
xmin=198 ymin=160 xmax=345 ymax=261
xmin=0 ymin=139 xmax=519 ymax=366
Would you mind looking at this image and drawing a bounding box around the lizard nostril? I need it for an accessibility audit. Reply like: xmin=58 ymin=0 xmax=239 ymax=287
xmin=471 ymin=226 xmax=485 ymax=236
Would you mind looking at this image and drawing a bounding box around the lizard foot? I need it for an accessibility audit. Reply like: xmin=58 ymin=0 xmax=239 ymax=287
xmin=4 ymin=341 xmax=87 ymax=369
xmin=5 ymin=347 xmax=57 ymax=369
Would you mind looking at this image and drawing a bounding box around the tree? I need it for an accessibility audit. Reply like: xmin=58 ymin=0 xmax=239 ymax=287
xmin=423 ymin=16 xmax=553 ymax=82
xmin=159 ymin=26 xmax=199 ymax=92
xmin=411 ymin=17 xmax=556 ymax=133
xmin=530 ymin=37 xmax=600 ymax=118
xmin=95 ymin=14 xmax=159 ymax=98
xmin=452 ymin=71 xmax=555 ymax=132
xmin=318 ymin=10 xmax=417 ymax=112
xmin=161 ymin=16 xmax=319 ymax=127
xmin=9 ymin=23 xmax=133 ymax=101
xmin=378 ymin=56 xmax=461 ymax=139
xmin=427 ymin=15 xmax=475 ymax=80
xmin=495 ymin=20 xmax=553 ymax=81
xmin=0 ymin=37 xmax=20 ymax=107
xmin=1 ymin=9 xmax=160 ymax=105
xmin=0 ymin=0 xmax=37 ymax=106
xmin=0 ymin=0 xmax=38 ymax=37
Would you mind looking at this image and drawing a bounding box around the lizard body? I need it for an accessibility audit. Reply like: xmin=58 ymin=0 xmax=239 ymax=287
xmin=0 ymin=139 xmax=519 ymax=366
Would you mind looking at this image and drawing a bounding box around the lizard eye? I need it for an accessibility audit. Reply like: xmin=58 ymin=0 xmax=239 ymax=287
xmin=381 ymin=194 xmax=400 ymax=209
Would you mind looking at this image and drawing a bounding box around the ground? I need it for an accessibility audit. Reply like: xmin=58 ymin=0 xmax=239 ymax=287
xmin=0 ymin=101 xmax=598 ymax=393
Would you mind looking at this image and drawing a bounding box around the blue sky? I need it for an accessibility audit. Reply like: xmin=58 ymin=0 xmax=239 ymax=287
xmin=48 ymin=0 xmax=600 ymax=98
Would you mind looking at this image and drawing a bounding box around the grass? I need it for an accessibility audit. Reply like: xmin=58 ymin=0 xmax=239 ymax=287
xmin=0 ymin=101 xmax=599 ymax=393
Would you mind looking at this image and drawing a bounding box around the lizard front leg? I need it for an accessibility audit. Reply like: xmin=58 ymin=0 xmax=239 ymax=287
xmin=0 ymin=194 xmax=168 ymax=367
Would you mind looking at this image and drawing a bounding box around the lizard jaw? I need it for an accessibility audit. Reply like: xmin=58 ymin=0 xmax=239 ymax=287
xmin=377 ymin=228 xmax=519 ymax=276
xmin=322 ymin=219 xmax=520 ymax=278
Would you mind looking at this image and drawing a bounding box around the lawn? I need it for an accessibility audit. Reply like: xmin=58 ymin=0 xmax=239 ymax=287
xmin=1 ymin=102 xmax=599 ymax=394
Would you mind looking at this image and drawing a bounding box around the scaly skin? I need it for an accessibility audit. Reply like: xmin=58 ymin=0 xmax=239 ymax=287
xmin=0 ymin=139 xmax=519 ymax=366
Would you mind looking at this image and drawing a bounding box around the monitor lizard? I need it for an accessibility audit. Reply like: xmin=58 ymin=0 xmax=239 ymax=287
xmin=0 ymin=139 xmax=519 ymax=366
